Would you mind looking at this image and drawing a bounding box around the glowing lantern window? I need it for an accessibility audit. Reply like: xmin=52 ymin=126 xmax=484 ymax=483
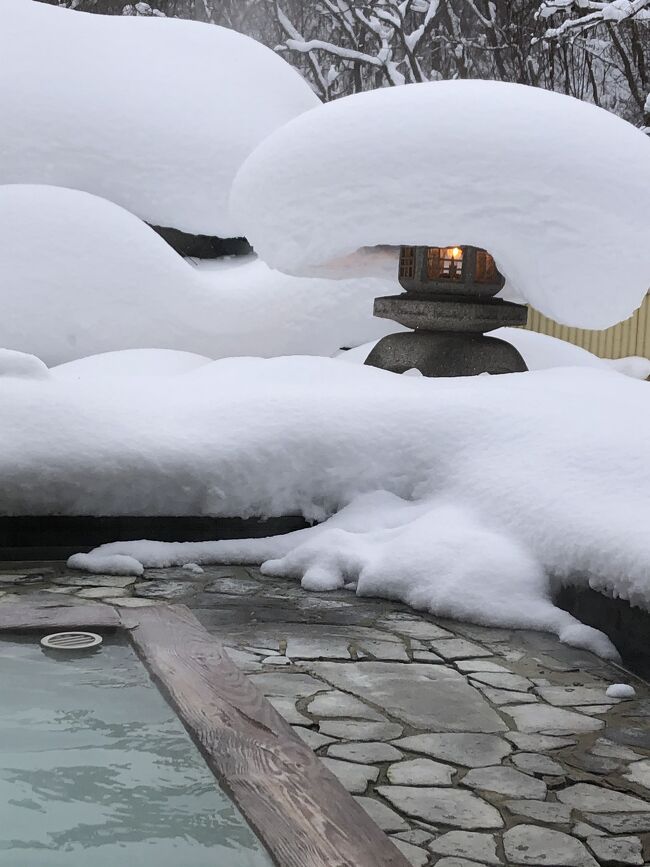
xmin=427 ymin=246 xmax=464 ymax=281
xmin=399 ymin=246 xmax=416 ymax=280
xmin=475 ymin=249 xmax=499 ymax=283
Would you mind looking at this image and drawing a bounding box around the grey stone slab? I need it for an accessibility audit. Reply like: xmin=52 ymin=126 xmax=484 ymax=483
xmin=512 ymin=752 xmax=565 ymax=776
xmin=564 ymin=752 xmax=623 ymax=775
xmin=327 ymin=742 xmax=403 ymax=764
xmin=354 ymin=796 xmax=409 ymax=832
xmin=506 ymin=704 xmax=603 ymax=734
xmin=590 ymin=738 xmax=643 ymax=761
xmin=266 ymin=696 xmax=311 ymax=725
xmin=433 ymin=860 xmax=490 ymax=867
xmin=319 ymin=719 xmax=404 ymax=740
xmin=586 ymin=835 xmax=643 ymax=866
xmin=223 ymin=647 xmax=264 ymax=671
xmin=393 ymin=829 xmax=434 ymax=846
xmin=248 ymin=671 xmax=326 ymax=699
xmin=395 ymin=733 xmax=512 ymax=768
xmin=53 ymin=573 xmax=136 ymax=588
xmin=412 ymin=650 xmax=443 ymax=662
xmin=429 ymin=831 xmax=499 ymax=865
xmin=375 ymin=615 xmax=453 ymax=641
xmin=456 ymin=659 xmax=509 ymax=673
xmin=291 ymin=726 xmax=337 ymax=750
xmin=376 ymin=785 xmax=504 ymax=830
xmin=479 ymin=686 xmax=538 ymax=706
xmin=387 ymin=758 xmax=456 ymax=786
xmin=506 ymin=732 xmax=576 ymax=751
xmin=391 ymin=838 xmax=429 ymax=867
xmin=558 ymin=783 xmax=650 ymax=813
xmin=461 ymin=766 xmax=547 ymax=800
xmin=504 ymin=799 xmax=572 ymax=824
xmin=321 ymin=758 xmax=379 ymax=793
xmin=261 ymin=656 xmax=291 ymax=666
xmin=536 ymin=686 xmax=617 ymax=707
xmin=307 ymin=662 xmax=506 ymax=732
xmin=429 ymin=638 xmax=493 ymax=660
xmin=584 ymin=813 xmax=650 ymax=833
xmin=624 ymin=758 xmax=650 ymax=790
xmin=470 ymin=671 xmax=533 ymax=692
xmin=203 ymin=575 xmax=262 ymax=595
xmin=578 ymin=705 xmax=614 ymax=715
xmin=0 ymin=571 xmax=50 ymax=585
xmin=134 ymin=580 xmax=196 ymax=599
xmin=503 ymin=825 xmax=598 ymax=867
xmin=572 ymin=823 xmax=605 ymax=839
xmin=307 ymin=690 xmax=385 ymax=720
xmin=76 ymin=586 xmax=131 ymax=599
xmin=104 ymin=596 xmax=160 ymax=607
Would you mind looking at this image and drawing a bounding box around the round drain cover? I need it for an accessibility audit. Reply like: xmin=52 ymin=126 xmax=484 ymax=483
xmin=41 ymin=631 xmax=103 ymax=651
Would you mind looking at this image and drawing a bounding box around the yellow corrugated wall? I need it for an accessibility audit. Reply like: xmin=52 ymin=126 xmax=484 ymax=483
xmin=526 ymin=293 xmax=650 ymax=359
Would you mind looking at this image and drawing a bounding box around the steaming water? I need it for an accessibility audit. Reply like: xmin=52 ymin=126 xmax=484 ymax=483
xmin=0 ymin=635 xmax=272 ymax=866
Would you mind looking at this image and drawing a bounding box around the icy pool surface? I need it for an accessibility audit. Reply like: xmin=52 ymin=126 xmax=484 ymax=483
xmin=0 ymin=635 xmax=272 ymax=866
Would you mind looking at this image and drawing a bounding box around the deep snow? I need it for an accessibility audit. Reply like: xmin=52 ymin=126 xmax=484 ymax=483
xmin=1 ymin=349 xmax=648 ymax=658
xmin=0 ymin=185 xmax=398 ymax=365
xmin=0 ymin=0 xmax=318 ymax=235
xmin=231 ymin=79 xmax=650 ymax=329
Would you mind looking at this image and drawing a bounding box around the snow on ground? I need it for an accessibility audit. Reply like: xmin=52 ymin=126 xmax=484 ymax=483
xmin=2 ymin=350 xmax=648 ymax=657
xmin=0 ymin=0 xmax=318 ymax=235
xmin=609 ymin=355 xmax=650 ymax=379
xmin=0 ymin=185 xmax=398 ymax=365
xmin=52 ymin=350 xmax=213 ymax=381
xmin=230 ymin=79 xmax=650 ymax=329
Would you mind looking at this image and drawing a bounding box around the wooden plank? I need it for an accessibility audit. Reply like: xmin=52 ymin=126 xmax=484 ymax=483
xmin=122 ymin=605 xmax=409 ymax=867
xmin=0 ymin=601 xmax=120 ymax=631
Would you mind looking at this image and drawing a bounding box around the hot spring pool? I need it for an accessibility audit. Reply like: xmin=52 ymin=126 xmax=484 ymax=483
xmin=0 ymin=635 xmax=273 ymax=866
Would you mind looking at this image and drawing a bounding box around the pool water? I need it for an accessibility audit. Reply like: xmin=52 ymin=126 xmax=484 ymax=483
xmin=0 ymin=635 xmax=273 ymax=866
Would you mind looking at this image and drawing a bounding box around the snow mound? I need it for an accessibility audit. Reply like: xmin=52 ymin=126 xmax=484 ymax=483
xmin=0 ymin=0 xmax=318 ymax=235
xmin=0 ymin=185 xmax=398 ymax=365
xmin=609 ymin=356 xmax=650 ymax=380
xmin=0 ymin=348 xmax=49 ymax=380
xmin=53 ymin=349 xmax=213 ymax=380
xmin=68 ymin=553 xmax=144 ymax=577
xmin=231 ymin=79 xmax=650 ymax=329
xmin=1 ymin=353 xmax=648 ymax=657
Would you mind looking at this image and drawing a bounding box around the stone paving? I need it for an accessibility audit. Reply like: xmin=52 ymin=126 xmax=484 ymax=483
xmin=3 ymin=561 xmax=650 ymax=866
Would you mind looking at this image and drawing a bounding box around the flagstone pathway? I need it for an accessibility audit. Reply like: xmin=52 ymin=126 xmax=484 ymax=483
xmin=2 ymin=561 xmax=650 ymax=866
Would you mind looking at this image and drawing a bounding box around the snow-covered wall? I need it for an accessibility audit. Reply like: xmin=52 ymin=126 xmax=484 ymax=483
xmin=0 ymin=0 xmax=319 ymax=236
xmin=231 ymin=79 xmax=650 ymax=330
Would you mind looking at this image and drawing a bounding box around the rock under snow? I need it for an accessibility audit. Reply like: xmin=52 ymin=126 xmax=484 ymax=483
xmin=231 ymin=79 xmax=650 ymax=329
xmin=1 ymin=0 xmax=318 ymax=235
xmin=0 ymin=185 xmax=397 ymax=365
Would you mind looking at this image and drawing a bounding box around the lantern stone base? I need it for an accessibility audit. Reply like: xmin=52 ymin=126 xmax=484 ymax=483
xmin=365 ymin=330 xmax=528 ymax=378
xmin=373 ymin=294 xmax=528 ymax=332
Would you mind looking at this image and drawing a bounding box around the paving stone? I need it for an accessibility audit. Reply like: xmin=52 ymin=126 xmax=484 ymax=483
xmin=284 ymin=626 xmax=408 ymax=662
xmin=558 ymin=783 xmax=650 ymax=812
xmin=391 ymin=838 xmax=429 ymax=867
xmin=321 ymin=758 xmax=379 ymax=793
xmin=248 ymin=672 xmax=326 ymax=699
xmin=512 ymin=752 xmax=565 ymax=776
xmin=506 ymin=732 xmax=577 ymax=751
xmin=262 ymin=656 xmax=291 ymax=666
xmin=572 ymin=823 xmax=605 ymax=839
xmin=536 ymin=687 xmax=617 ymax=707
xmin=433 ymin=860 xmax=489 ymax=867
xmin=266 ymin=696 xmax=311 ymax=725
xmin=375 ymin=614 xmax=453 ymax=641
xmin=104 ymin=596 xmax=160 ymax=607
xmin=456 ymin=659 xmax=509 ymax=673
xmin=578 ymin=705 xmax=614 ymax=716
xmin=583 ymin=813 xmax=650 ymax=834
xmin=291 ymin=726 xmax=337 ymax=750
xmin=428 ymin=831 xmax=499 ymax=864
xmin=624 ymin=758 xmax=650 ymax=790
xmin=319 ymin=719 xmax=404 ymax=740
xmin=429 ymin=638 xmax=493 ymax=660
xmin=76 ymin=586 xmax=131 ymax=599
xmin=327 ymin=741 xmax=403 ymax=764
xmin=413 ymin=650 xmax=443 ymax=662
xmin=308 ymin=662 xmax=506 ymax=732
xmin=395 ymin=733 xmax=512 ymax=768
xmin=564 ymin=752 xmax=623 ymax=775
xmin=504 ymin=800 xmax=572 ymax=825
xmin=354 ymin=796 xmax=409 ymax=832
xmin=470 ymin=671 xmax=533 ymax=692
xmin=394 ymin=829 xmax=434 ymax=846
xmin=586 ymin=835 xmax=643 ymax=866
xmin=307 ymin=690 xmax=385 ymax=720
xmin=387 ymin=758 xmax=456 ymax=786
xmin=590 ymin=738 xmax=642 ymax=761
xmin=53 ymin=573 xmax=136 ymax=588
xmin=204 ymin=576 xmax=262 ymax=595
xmin=134 ymin=580 xmax=195 ymax=599
xmin=0 ymin=571 xmax=49 ymax=585
xmin=479 ymin=686 xmax=538 ymax=706
xmin=224 ymin=647 xmax=264 ymax=671
xmin=503 ymin=825 xmax=598 ymax=867
xmin=462 ymin=766 xmax=547 ymax=800
xmin=376 ymin=786 xmax=504 ymax=830
xmin=506 ymin=704 xmax=603 ymax=734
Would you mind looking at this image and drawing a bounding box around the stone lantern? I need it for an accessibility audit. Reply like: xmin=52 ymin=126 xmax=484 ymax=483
xmin=365 ymin=245 xmax=529 ymax=377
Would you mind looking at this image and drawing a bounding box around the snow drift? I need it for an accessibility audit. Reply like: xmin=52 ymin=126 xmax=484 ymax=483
xmin=0 ymin=185 xmax=398 ymax=365
xmin=231 ymin=79 xmax=650 ymax=329
xmin=2 ymin=351 xmax=649 ymax=657
xmin=0 ymin=0 xmax=318 ymax=235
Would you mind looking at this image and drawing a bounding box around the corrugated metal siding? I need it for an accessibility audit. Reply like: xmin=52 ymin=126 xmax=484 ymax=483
xmin=526 ymin=293 xmax=650 ymax=359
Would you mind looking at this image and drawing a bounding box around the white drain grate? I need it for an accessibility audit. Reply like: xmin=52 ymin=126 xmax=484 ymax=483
xmin=41 ymin=631 xmax=103 ymax=651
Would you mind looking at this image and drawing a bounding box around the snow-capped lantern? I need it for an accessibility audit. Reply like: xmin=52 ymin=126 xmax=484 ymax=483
xmin=364 ymin=244 xmax=528 ymax=376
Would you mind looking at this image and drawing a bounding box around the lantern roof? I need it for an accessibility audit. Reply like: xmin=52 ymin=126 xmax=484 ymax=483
xmin=230 ymin=79 xmax=650 ymax=329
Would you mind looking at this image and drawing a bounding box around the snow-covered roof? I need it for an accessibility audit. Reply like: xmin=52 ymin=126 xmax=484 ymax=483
xmin=231 ymin=79 xmax=650 ymax=329
xmin=0 ymin=0 xmax=319 ymax=236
